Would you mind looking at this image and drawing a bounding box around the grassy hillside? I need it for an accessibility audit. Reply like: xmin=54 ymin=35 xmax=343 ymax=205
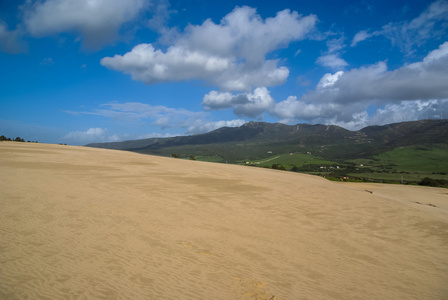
xmin=245 ymin=153 xmax=337 ymax=168
xmin=347 ymin=145 xmax=447 ymax=172
xmin=240 ymin=144 xmax=448 ymax=186
xmin=341 ymin=144 xmax=448 ymax=184
xmin=88 ymin=120 xmax=448 ymax=186
xmin=372 ymin=145 xmax=448 ymax=173
xmin=135 ymin=140 xmax=315 ymax=163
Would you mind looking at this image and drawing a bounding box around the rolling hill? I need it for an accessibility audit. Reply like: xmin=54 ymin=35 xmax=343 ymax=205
xmin=86 ymin=119 xmax=448 ymax=185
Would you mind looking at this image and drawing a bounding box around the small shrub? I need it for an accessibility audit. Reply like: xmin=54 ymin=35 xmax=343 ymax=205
xmin=271 ymin=164 xmax=286 ymax=170
xmin=419 ymin=177 xmax=448 ymax=188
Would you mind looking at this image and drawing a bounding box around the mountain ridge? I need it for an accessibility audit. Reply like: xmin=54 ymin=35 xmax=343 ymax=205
xmin=86 ymin=119 xmax=448 ymax=162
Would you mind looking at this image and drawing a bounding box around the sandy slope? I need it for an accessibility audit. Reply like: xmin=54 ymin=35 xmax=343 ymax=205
xmin=1 ymin=142 xmax=447 ymax=299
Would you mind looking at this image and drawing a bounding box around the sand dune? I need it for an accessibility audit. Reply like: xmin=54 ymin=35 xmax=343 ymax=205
xmin=1 ymin=142 xmax=447 ymax=299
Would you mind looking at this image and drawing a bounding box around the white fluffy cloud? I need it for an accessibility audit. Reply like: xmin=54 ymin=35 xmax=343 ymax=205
xmin=368 ymin=100 xmax=448 ymax=126
xmin=101 ymin=45 xmax=290 ymax=92
xmin=272 ymin=41 xmax=448 ymax=129
xmin=313 ymin=41 xmax=448 ymax=104
xmin=101 ymin=43 xmax=233 ymax=84
xmin=202 ymin=42 xmax=448 ymax=127
xmin=351 ymin=0 xmax=448 ymax=53
xmin=23 ymin=0 xmax=148 ymax=48
xmin=101 ymin=6 xmax=317 ymax=91
xmin=316 ymin=71 xmax=344 ymax=89
xmin=202 ymin=87 xmax=275 ymax=118
xmin=202 ymin=91 xmax=246 ymax=110
xmin=271 ymin=95 xmax=367 ymax=127
xmin=176 ymin=6 xmax=316 ymax=65
xmin=99 ymin=40 xmax=448 ymax=131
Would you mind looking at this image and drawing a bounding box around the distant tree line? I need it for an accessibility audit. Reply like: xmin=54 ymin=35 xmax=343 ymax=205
xmin=0 ymin=135 xmax=38 ymax=143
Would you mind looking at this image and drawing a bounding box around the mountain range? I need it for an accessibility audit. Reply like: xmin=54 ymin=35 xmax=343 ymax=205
xmin=86 ymin=119 xmax=448 ymax=164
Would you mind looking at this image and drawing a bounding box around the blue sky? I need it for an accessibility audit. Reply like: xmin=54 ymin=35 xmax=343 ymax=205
xmin=1 ymin=0 xmax=448 ymax=145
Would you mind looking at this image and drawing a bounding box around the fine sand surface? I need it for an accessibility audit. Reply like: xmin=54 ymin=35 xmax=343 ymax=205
xmin=1 ymin=142 xmax=448 ymax=299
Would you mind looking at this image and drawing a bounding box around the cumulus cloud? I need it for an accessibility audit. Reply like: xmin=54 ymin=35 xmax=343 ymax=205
xmin=22 ymin=0 xmax=149 ymax=49
xmin=202 ymin=87 xmax=275 ymax=118
xmin=352 ymin=0 xmax=448 ymax=53
xmin=272 ymin=41 xmax=448 ymax=129
xmin=368 ymin=99 xmax=448 ymax=126
xmin=176 ymin=6 xmax=316 ymax=65
xmin=202 ymin=91 xmax=246 ymax=110
xmin=101 ymin=6 xmax=317 ymax=91
xmin=101 ymin=45 xmax=290 ymax=92
xmin=312 ymin=41 xmax=448 ymax=104
xmin=271 ymin=95 xmax=368 ymax=127
xmin=101 ymin=43 xmax=233 ymax=84
xmin=316 ymin=71 xmax=344 ymax=89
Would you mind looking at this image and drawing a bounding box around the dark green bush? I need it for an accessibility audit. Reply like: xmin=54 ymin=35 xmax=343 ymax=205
xmin=419 ymin=177 xmax=448 ymax=188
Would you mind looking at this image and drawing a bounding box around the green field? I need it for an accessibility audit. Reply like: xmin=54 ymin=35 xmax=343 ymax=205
xmin=150 ymin=142 xmax=448 ymax=186
xmin=347 ymin=172 xmax=448 ymax=182
xmin=245 ymin=153 xmax=337 ymax=168
xmin=376 ymin=145 xmax=447 ymax=172
xmin=242 ymin=144 xmax=448 ymax=186
xmin=348 ymin=145 xmax=448 ymax=172
xmin=345 ymin=144 xmax=448 ymax=183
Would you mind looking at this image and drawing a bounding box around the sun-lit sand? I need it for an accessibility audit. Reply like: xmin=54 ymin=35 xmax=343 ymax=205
xmin=1 ymin=141 xmax=447 ymax=299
